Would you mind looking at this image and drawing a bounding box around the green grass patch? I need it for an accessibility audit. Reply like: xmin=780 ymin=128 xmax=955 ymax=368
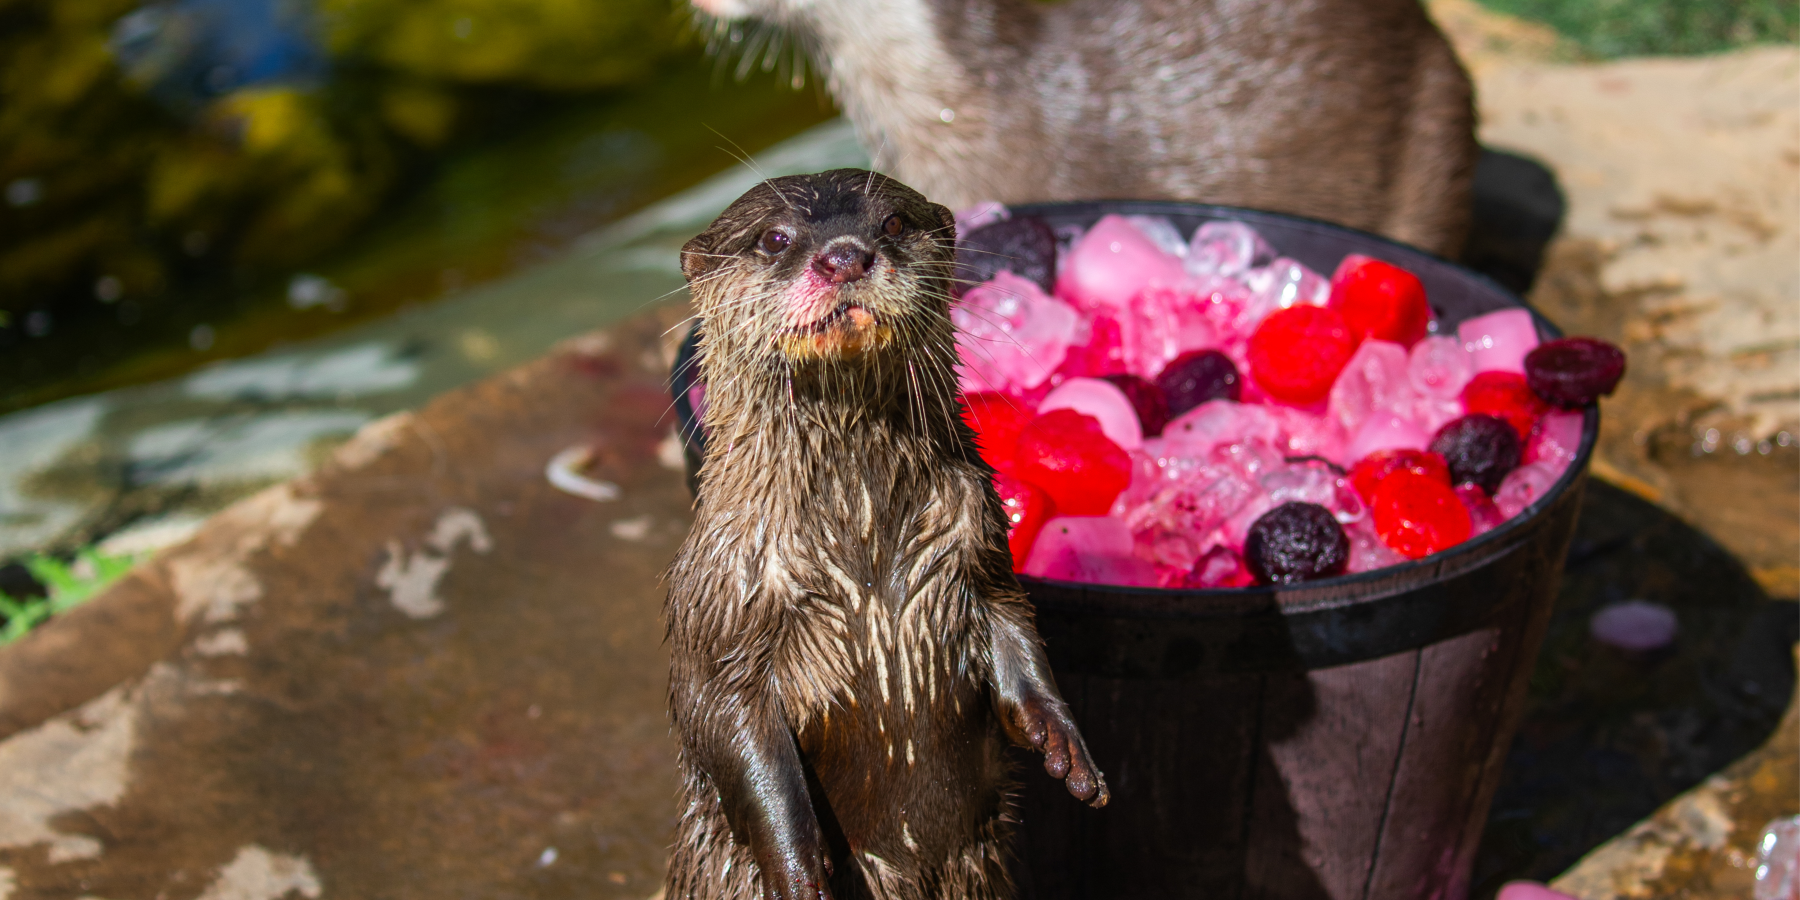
xmin=0 ymin=549 xmax=140 ymax=644
xmin=1475 ymin=0 xmax=1799 ymax=57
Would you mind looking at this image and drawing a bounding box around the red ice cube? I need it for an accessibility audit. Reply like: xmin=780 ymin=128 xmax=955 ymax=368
xmin=992 ymin=472 xmax=1055 ymax=572
xmin=1329 ymin=255 xmax=1430 ymax=347
xmin=1014 ymin=408 xmax=1133 ymax=516
xmin=1462 ymin=371 xmax=1548 ymax=439
xmin=1247 ymin=305 xmax=1358 ymax=405
xmin=960 ymin=392 xmax=1035 ymax=474
xmin=1371 ymin=469 xmax=1472 ymax=559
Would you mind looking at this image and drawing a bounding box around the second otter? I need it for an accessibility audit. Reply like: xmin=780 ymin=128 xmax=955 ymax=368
xmin=664 ymin=169 xmax=1106 ymax=900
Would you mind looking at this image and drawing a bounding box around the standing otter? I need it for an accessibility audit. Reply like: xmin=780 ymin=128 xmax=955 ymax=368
xmin=665 ymin=169 xmax=1107 ymax=900
xmin=691 ymin=0 xmax=1478 ymax=257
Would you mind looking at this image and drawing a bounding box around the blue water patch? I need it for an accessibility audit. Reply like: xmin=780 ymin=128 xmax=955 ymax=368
xmin=110 ymin=0 xmax=326 ymax=112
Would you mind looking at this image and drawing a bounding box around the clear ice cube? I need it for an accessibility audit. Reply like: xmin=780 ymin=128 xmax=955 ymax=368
xmin=1756 ymin=816 xmax=1800 ymax=900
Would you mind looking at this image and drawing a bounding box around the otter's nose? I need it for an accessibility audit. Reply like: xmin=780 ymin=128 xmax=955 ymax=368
xmin=813 ymin=243 xmax=874 ymax=284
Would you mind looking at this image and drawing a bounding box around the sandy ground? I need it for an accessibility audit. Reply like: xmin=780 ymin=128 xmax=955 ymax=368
xmin=1433 ymin=0 xmax=1800 ymax=595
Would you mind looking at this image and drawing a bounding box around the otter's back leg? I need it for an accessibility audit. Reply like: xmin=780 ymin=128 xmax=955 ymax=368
xmin=1379 ymin=29 xmax=1479 ymax=257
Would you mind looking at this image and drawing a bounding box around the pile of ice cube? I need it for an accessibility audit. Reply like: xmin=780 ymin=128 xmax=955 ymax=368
xmin=952 ymin=210 xmax=1620 ymax=589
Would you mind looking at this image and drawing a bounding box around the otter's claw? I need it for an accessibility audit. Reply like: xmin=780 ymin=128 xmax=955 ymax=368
xmin=1016 ymin=695 xmax=1110 ymax=808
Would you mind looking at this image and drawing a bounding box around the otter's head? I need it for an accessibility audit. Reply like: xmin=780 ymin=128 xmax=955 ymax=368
xmin=682 ymin=169 xmax=956 ymax=386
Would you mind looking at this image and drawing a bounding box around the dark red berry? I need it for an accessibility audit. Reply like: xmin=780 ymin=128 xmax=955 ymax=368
xmin=1524 ymin=337 xmax=1626 ymax=408
xmin=1244 ymin=501 xmax=1350 ymax=585
xmin=1101 ymin=373 xmax=1170 ymax=436
xmin=1014 ymin=409 xmax=1133 ymax=516
xmin=953 ymin=216 xmax=1058 ymax=298
xmin=992 ymin=473 xmax=1055 ymax=571
xmin=1247 ymin=305 xmax=1358 ymax=405
xmin=1329 ymin=255 xmax=1430 ymax=347
xmin=1371 ymin=470 xmax=1473 ymax=559
xmin=1461 ymin=371 xmax=1548 ymax=439
xmin=1429 ymin=414 xmax=1522 ymax=495
xmin=1155 ymin=349 xmax=1241 ymax=417
xmin=1348 ymin=448 xmax=1451 ymax=502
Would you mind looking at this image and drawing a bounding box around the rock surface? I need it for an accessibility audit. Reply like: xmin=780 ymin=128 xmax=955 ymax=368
xmin=0 ymin=311 xmax=696 ymax=899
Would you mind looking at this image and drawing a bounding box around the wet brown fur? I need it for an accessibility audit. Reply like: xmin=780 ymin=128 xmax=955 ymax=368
xmin=698 ymin=0 xmax=1478 ymax=256
xmin=665 ymin=169 xmax=1106 ymax=900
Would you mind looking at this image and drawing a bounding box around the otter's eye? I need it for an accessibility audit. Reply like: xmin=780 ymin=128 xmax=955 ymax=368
xmin=883 ymin=214 xmax=904 ymax=237
xmin=758 ymin=228 xmax=791 ymax=256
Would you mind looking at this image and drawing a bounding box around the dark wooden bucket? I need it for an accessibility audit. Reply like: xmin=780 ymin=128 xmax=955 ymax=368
xmin=671 ymin=202 xmax=1595 ymax=900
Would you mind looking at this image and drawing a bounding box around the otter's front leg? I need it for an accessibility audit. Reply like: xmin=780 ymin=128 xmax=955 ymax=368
xmin=988 ymin=610 xmax=1110 ymax=808
xmin=674 ymin=677 xmax=834 ymax=899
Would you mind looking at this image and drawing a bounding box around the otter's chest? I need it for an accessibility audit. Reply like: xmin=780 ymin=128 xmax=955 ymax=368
xmin=710 ymin=464 xmax=1000 ymax=723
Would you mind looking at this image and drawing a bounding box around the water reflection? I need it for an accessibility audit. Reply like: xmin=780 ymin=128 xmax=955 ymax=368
xmin=0 ymin=0 xmax=831 ymax=412
xmin=111 ymin=0 xmax=327 ymax=111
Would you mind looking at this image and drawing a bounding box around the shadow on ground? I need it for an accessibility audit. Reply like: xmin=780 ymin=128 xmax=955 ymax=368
xmin=1474 ymin=481 xmax=1798 ymax=896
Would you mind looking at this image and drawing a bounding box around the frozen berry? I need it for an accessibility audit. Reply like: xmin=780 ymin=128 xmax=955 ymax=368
xmin=953 ymin=216 xmax=1057 ymax=298
xmin=1014 ymin=408 xmax=1133 ymax=515
xmin=1102 ymin=373 xmax=1170 ymax=437
xmin=1155 ymin=349 xmax=1241 ymax=416
xmin=1430 ymin=414 xmax=1522 ymax=495
xmin=1461 ymin=371 xmax=1548 ymax=439
xmin=1329 ymin=255 xmax=1430 ymax=347
xmin=960 ymin=392 xmax=1034 ymax=474
xmin=1524 ymin=337 xmax=1626 ymax=408
xmin=992 ymin=473 xmax=1055 ymax=571
xmin=1247 ymin=305 xmax=1358 ymax=405
xmin=1348 ymin=448 xmax=1452 ymax=502
xmin=1244 ymin=501 xmax=1351 ymax=585
xmin=1371 ymin=470 xmax=1473 ymax=559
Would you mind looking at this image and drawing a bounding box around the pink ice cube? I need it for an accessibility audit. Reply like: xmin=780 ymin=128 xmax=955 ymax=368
xmin=1187 ymin=220 xmax=1274 ymax=277
xmin=1125 ymin=467 xmax=1257 ymax=571
xmin=1494 ymin=461 xmax=1562 ymax=518
xmin=1496 ymin=883 xmax=1581 ymax=900
xmin=1057 ymin=215 xmax=1188 ymax=311
xmin=1163 ymin=400 xmax=1282 ymax=459
xmin=1408 ymin=335 xmax=1475 ymax=398
xmin=1262 ymin=461 xmax=1340 ymax=509
xmin=1268 ymin=406 xmax=1347 ymax=463
xmin=1458 ymin=308 xmax=1540 ymax=374
xmin=1120 ymin=285 xmax=1220 ymax=378
xmin=1457 ymin=483 xmax=1506 ymax=537
xmin=1186 ymin=275 xmax=1261 ymax=344
xmin=1040 ymin=377 xmax=1144 ymax=450
xmin=1056 ymin=312 xmax=1124 ymax=379
xmin=1346 ymin=519 xmax=1405 ymax=573
xmin=1125 ymin=215 xmax=1189 ymax=259
xmin=1023 ymin=515 xmax=1159 ymax=586
xmin=1330 ymin=340 xmax=1415 ymax=434
xmin=1345 ymin=413 xmax=1431 ymax=462
xmin=1189 ymin=545 xmax=1252 ymax=588
xmin=953 ymin=271 xmax=1081 ymax=393
xmin=955 ymin=201 xmax=1009 ymax=234
xmin=1525 ymin=411 xmax=1584 ymax=467
xmin=1589 ymin=601 xmax=1678 ymax=652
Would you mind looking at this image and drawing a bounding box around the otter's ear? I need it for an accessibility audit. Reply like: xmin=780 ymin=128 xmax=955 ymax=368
xmin=926 ymin=202 xmax=957 ymax=243
xmin=680 ymin=232 xmax=715 ymax=283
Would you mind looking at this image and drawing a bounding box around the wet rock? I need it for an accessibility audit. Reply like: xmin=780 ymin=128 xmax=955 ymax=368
xmin=0 ymin=308 xmax=697 ymax=897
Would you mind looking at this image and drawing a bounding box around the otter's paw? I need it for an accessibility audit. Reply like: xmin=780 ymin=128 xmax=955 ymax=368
xmin=762 ymin=850 xmax=834 ymax=900
xmin=1015 ymin=695 xmax=1111 ymax=809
